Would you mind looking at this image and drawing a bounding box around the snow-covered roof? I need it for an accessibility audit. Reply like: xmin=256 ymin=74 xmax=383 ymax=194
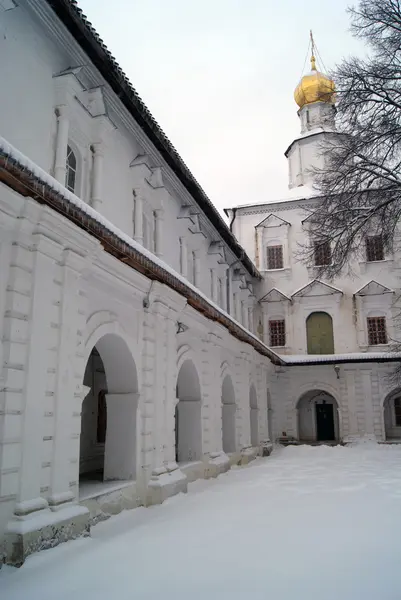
xmin=224 ymin=185 xmax=319 ymax=214
xmin=284 ymin=128 xmax=337 ymax=157
xmin=282 ymin=352 xmax=401 ymax=365
xmin=355 ymin=281 xmax=394 ymax=296
xmin=259 ymin=288 xmax=291 ymax=303
xmin=255 ymin=214 xmax=291 ymax=229
xmin=0 ymin=135 xmax=281 ymax=365
xmin=292 ymin=279 xmax=343 ymax=298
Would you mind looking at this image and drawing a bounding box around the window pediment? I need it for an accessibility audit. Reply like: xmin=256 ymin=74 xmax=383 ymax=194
xmin=260 ymin=288 xmax=291 ymax=303
xmin=355 ymin=280 xmax=393 ymax=297
xmin=292 ymin=279 xmax=342 ymax=298
xmin=256 ymin=213 xmax=291 ymax=228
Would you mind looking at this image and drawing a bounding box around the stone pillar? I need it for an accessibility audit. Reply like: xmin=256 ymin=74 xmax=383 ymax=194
xmin=54 ymin=105 xmax=69 ymax=185
xmin=48 ymin=250 xmax=85 ymax=509
xmin=91 ymin=143 xmax=104 ymax=211
xmin=134 ymin=190 xmax=143 ymax=245
xmin=16 ymin=234 xmax=62 ymax=508
xmin=180 ymin=237 xmax=188 ymax=278
xmin=154 ymin=209 xmax=164 ymax=258
xmin=104 ymin=393 xmax=139 ymax=481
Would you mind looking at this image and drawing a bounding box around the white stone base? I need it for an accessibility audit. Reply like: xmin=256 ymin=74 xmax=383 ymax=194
xmin=80 ymin=481 xmax=141 ymax=524
xmin=239 ymin=446 xmax=260 ymax=465
xmin=6 ymin=503 xmax=90 ymax=567
xmin=146 ymin=464 xmax=188 ymax=506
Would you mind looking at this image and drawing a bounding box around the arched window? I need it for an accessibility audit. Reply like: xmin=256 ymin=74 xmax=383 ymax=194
xmin=65 ymin=145 xmax=77 ymax=193
xmin=306 ymin=312 xmax=334 ymax=354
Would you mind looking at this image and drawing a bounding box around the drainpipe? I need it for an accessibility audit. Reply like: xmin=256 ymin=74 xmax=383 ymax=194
xmin=229 ymin=207 xmax=238 ymax=233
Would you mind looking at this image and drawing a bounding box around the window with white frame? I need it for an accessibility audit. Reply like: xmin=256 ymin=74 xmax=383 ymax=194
xmin=366 ymin=235 xmax=384 ymax=262
xmin=269 ymin=319 xmax=286 ymax=347
xmin=367 ymin=316 xmax=387 ymax=345
xmin=65 ymin=145 xmax=77 ymax=193
xmin=266 ymin=245 xmax=283 ymax=270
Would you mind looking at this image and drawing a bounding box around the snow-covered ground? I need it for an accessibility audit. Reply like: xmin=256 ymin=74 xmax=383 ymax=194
xmin=2 ymin=442 xmax=401 ymax=600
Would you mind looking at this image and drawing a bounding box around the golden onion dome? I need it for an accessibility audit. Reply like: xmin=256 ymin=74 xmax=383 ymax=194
xmin=294 ymin=54 xmax=336 ymax=109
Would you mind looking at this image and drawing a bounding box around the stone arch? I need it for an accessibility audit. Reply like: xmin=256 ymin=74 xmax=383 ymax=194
xmin=175 ymin=358 xmax=202 ymax=462
xmin=222 ymin=374 xmax=236 ymax=453
xmin=383 ymin=389 xmax=401 ymax=440
xmin=296 ymin=389 xmax=339 ymax=443
xmin=80 ymin=332 xmax=139 ymax=489
xmin=249 ymin=384 xmax=259 ymax=447
xmin=306 ymin=311 xmax=334 ymax=354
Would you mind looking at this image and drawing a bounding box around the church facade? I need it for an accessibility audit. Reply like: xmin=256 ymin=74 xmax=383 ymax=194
xmin=0 ymin=0 xmax=400 ymax=567
xmin=226 ymin=49 xmax=401 ymax=449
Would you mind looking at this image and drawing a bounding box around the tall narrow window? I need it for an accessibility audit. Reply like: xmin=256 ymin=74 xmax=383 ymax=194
xmin=65 ymin=145 xmax=77 ymax=193
xmin=367 ymin=316 xmax=387 ymax=345
xmin=267 ymin=245 xmax=283 ymax=270
xmin=366 ymin=235 xmax=384 ymax=262
xmin=269 ymin=320 xmax=286 ymax=347
xmin=314 ymin=240 xmax=331 ymax=266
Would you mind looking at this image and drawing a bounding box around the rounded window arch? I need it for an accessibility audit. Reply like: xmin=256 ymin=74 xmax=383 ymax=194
xmin=306 ymin=311 xmax=334 ymax=355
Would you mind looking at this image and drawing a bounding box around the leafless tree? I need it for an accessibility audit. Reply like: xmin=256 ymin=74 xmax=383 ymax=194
xmin=301 ymin=0 xmax=401 ymax=278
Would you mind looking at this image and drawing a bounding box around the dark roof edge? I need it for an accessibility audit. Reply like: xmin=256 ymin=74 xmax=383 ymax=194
xmin=284 ymin=355 xmax=401 ymax=367
xmin=45 ymin=0 xmax=260 ymax=280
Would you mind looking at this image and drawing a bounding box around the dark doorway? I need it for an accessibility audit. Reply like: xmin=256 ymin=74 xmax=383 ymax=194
xmin=316 ymin=403 xmax=335 ymax=441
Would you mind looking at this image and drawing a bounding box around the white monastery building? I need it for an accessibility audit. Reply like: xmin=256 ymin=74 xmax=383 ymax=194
xmin=0 ymin=0 xmax=400 ymax=566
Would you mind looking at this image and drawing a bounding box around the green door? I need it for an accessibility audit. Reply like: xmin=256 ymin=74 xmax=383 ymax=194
xmin=306 ymin=312 xmax=334 ymax=354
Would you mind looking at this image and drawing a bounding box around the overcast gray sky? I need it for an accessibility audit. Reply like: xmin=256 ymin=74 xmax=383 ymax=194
xmin=78 ymin=0 xmax=365 ymax=213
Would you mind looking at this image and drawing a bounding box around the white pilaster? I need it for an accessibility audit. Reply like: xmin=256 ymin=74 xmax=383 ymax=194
xmin=54 ymin=105 xmax=69 ymax=185
xmin=154 ymin=209 xmax=164 ymax=258
xmin=210 ymin=268 xmax=217 ymax=303
xmin=134 ymin=190 xmax=143 ymax=245
xmin=48 ymin=250 xmax=85 ymax=508
xmin=180 ymin=237 xmax=188 ymax=278
xmin=16 ymin=234 xmax=62 ymax=508
xmin=91 ymin=143 xmax=104 ymax=211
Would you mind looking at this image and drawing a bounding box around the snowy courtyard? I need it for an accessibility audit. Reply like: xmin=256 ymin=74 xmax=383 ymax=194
xmin=2 ymin=442 xmax=401 ymax=600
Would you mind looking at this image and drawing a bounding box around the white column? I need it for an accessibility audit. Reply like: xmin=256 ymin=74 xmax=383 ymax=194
xmin=194 ymin=250 xmax=201 ymax=288
xmin=91 ymin=143 xmax=104 ymax=211
xmin=180 ymin=237 xmax=188 ymax=277
xmin=154 ymin=209 xmax=164 ymax=258
xmin=48 ymin=251 xmax=84 ymax=508
xmin=210 ymin=268 xmax=217 ymax=303
xmin=15 ymin=235 xmax=61 ymax=510
xmin=54 ymin=105 xmax=69 ymax=185
xmin=134 ymin=190 xmax=143 ymax=245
